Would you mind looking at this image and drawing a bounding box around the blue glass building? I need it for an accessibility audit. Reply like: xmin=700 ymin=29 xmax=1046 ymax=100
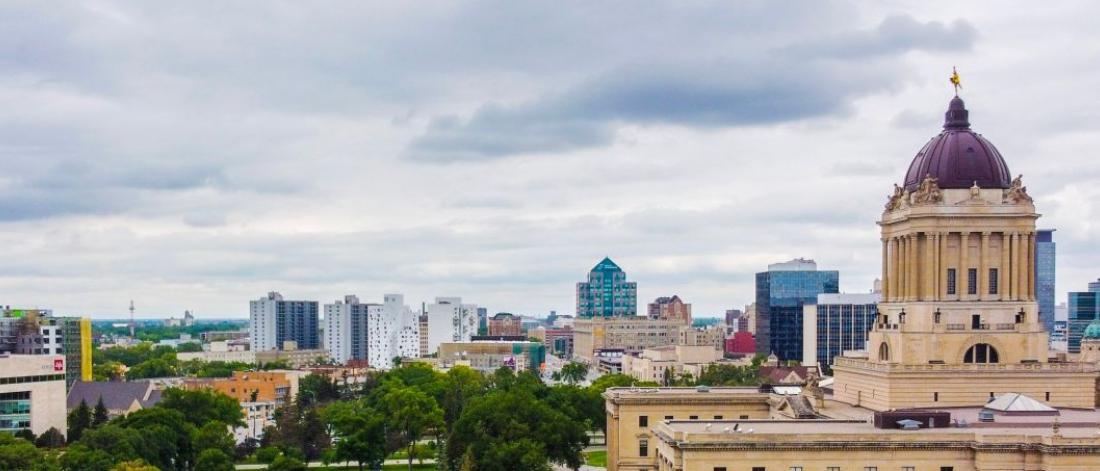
xmin=755 ymin=258 xmax=839 ymax=361
xmin=1068 ymin=279 xmax=1100 ymax=353
xmin=576 ymin=257 xmax=637 ymax=318
xmin=804 ymin=293 xmax=879 ymax=375
xmin=1035 ymin=229 xmax=1056 ymax=334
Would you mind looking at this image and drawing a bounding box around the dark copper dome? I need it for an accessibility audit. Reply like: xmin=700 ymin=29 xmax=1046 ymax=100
xmin=903 ymin=97 xmax=1011 ymax=191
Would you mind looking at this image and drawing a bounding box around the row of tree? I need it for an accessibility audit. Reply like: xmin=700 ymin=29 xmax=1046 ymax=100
xmin=93 ymin=342 xmax=290 ymax=381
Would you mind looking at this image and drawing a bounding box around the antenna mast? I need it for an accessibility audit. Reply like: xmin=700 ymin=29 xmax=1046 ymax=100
xmin=129 ymin=300 xmax=135 ymax=338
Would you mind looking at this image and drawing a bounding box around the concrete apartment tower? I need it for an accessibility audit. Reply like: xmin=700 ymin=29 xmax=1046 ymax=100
xmin=249 ymin=292 xmax=319 ymax=352
xmin=833 ymin=96 xmax=1097 ymax=411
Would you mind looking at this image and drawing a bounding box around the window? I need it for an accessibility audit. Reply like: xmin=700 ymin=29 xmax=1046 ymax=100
xmin=989 ymin=268 xmax=999 ymax=294
xmin=740 ymin=415 xmax=749 ymax=419
xmin=827 ymin=468 xmax=840 ymax=471
xmin=964 ymin=343 xmax=1000 ymax=364
xmin=878 ymin=343 xmax=890 ymax=362
xmin=689 ymin=415 xmax=698 ymax=420
xmin=714 ymin=468 xmax=727 ymax=471
xmin=903 ymin=467 xmax=915 ymax=471
xmin=864 ymin=468 xmax=878 ymax=471
xmin=967 ymin=268 xmax=978 ymax=295
xmin=1046 ymin=392 xmax=1051 ymax=401
xmin=789 ymin=467 xmax=803 ymax=471
xmin=639 ymin=415 xmax=648 ymax=427
xmin=947 ymin=268 xmax=957 ymax=294
xmin=664 ymin=415 xmax=673 ymax=420
xmin=713 ymin=415 xmax=723 ymax=420
xmin=941 ymin=468 xmax=954 ymax=471
xmin=934 ymin=392 xmax=939 ymax=402
xmin=638 ymin=439 xmax=648 ymax=457
xmin=752 ymin=468 xmax=766 ymax=471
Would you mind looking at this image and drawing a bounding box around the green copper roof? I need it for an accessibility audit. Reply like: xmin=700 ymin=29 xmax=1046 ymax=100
xmin=591 ymin=257 xmax=622 ymax=272
xmin=1084 ymin=322 xmax=1100 ymax=340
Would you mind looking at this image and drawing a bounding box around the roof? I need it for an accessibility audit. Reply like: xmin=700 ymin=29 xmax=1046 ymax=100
xmin=903 ymin=96 xmax=1012 ymax=191
xmin=984 ymin=393 xmax=1058 ymax=414
xmin=815 ymin=293 xmax=881 ymax=305
xmin=67 ymin=381 xmax=159 ymax=411
xmin=1083 ymin=321 xmax=1100 ymax=340
xmin=591 ymin=257 xmax=622 ymax=272
xmin=759 ymin=366 xmax=812 ymax=384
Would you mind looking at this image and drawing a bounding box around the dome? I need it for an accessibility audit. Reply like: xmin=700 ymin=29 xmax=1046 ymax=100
xmin=903 ymin=97 xmax=1012 ymax=192
xmin=1083 ymin=322 xmax=1100 ymax=340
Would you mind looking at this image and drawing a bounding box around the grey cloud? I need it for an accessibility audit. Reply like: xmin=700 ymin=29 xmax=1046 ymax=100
xmin=784 ymin=15 xmax=976 ymax=58
xmin=407 ymin=15 xmax=977 ymax=163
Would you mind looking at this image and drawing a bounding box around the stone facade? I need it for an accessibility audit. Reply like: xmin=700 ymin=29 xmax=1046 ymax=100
xmin=573 ymin=316 xmax=690 ymax=363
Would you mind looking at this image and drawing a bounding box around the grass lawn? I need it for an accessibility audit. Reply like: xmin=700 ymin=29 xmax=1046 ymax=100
xmin=584 ymin=450 xmax=607 ymax=467
xmin=314 ymin=465 xmax=436 ymax=470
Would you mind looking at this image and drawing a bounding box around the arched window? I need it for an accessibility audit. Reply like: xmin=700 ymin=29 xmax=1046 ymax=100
xmin=878 ymin=342 xmax=890 ymax=362
xmin=963 ymin=343 xmax=1000 ymax=364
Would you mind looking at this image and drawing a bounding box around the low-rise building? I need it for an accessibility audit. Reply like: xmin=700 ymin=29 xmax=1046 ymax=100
xmin=573 ymin=316 xmax=690 ymax=363
xmin=184 ymin=371 xmax=292 ymax=406
xmin=177 ymin=341 xmax=256 ymax=363
xmin=724 ymin=331 xmax=756 ymax=356
xmin=621 ymin=345 xmax=725 ymax=384
xmin=437 ymin=341 xmax=546 ymax=373
xmin=236 ymin=401 xmax=276 ymax=444
xmin=253 ymin=341 xmax=328 ymax=368
xmin=531 ymin=326 xmax=575 ymax=359
xmin=67 ymin=381 xmax=162 ymax=418
xmin=676 ymin=325 xmax=724 ymax=350
xmin=1 ymin=354 xmax=67 ymax=437
xmin=488 ymin=313 xmax=522 ymax=337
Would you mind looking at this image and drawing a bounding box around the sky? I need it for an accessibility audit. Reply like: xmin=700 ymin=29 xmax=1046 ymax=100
xmin=2 ymin=1 xmax=1099 ymax=319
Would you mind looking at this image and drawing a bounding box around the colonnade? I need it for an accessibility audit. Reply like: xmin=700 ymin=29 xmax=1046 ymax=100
xmin=882 ymin=231 xmax=1035 ymax=303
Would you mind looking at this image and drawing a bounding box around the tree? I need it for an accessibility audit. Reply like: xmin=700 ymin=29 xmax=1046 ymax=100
xmin=114 ymin=407 xmax=197 ymax=471
xmin=254 ymin=446 xmax=280 ymax=463
xmin=297 ymin=374 xmax=341 ymax=407
xmin=559 ymin=362 xmax=589 ymax=385
xmin=15 ymin=428 xmax=36 ymax=443
xmin=382 ymin=387 xmax=444 ymax=471
xmin=159 ymin=388 xmax=245 ymax=428
xmin=267 ymin=454 xmax=307 ymax=471
xmin=192 ymin=421 xmax=235 ymax=458
xmin=268 ymin=403 xmax=330 ymax=462
xmin=35 ymin=427 xmax=66 ymax=449
xmin=0 ymin=433 xmax=42 ymax=471
xmin=439 ymin=366 xmax=486 ymax=430
xmin=323 ymin=401 xmax=387 ymax=471
xmin=176 ymin=342 xmax=203 ymax=353
xmin=235 ymin=438 xmax=260 ymax=460
xmin=59 ymin=445 xmax=115 ymax=471
xmin=126 ymin=358 xmax=177 ymax=380
xmin=92 ymin=397 xmax=110 ymax=427
xmin=109 ymin=461 xmax=158 ymax=471
xmin=194 ymin=449 xmax=235 ymax=471
xmin=68 ymin=399 xmax=93 ymax=443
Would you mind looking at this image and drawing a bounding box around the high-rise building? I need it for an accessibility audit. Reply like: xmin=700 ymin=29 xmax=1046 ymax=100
xmin=802 ymin=293 xmax=879 ymax=374
xmin=724 ymin=309 xmax=743 ymax=329
xmin=324 ymin=295 xmax=378 ymax=365
xmin=576 ymin=257 xmax=637 ymax=318
xmin=367 ymin=294 xmax=420 ymax=369
xmin=755 ymin=258 xmax=839 ymax=361
xmin=1 ymin=308 xmax=91 ymax=388
xmin=424 ymin=297 xmax=478 ymax=355
xmin=833 ymin=96 xmax=1097 ymax=411
xmin=1068 ymin=280 xmax=1100 ymax=353
xmin=477 ymin=307 xmax=488 ymax=335
xmin=646 ymin=296 xmax=692 ymax=322
xmin=1036 ymin=229 xmax=1056 ymax=333
xmin=249 ymin=292 xmax=319 ymax=352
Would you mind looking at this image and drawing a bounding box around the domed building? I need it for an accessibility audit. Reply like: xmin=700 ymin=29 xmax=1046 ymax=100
xmin=832 ymin=96 xmax=1099 ymax=411
xmin=1078 ymin=321 xmax=1100 ymax=363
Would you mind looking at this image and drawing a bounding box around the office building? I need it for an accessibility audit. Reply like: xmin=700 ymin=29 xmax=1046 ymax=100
xmin=576 ymin=257 xmax=637 ymax=318
xmin=324 ymin=295 xmax=377 ymax=365
xmin=755 ymin=258 xmax=839 ymax=361
xmin=249 ymin=292 xmax=319 ymax=352
xmin=572 ymin=316 xmax=690 ymax=362
xmin=801 ymin=292 xmax=879 ymax=374
xmin=1035 ymin=229 xmax=1056 ymax=333
xmin=1 ymin=308 xmax=92 ymax=388
xmin=646 ymin=295 xmax=692 ymax=323
xmin=424 ymin=297 xmax=478 ymax=355
xmin=1068 ymin=280 xmax=1100 ymax=353
xmin=477 ymin=307 xmax=488 ymax=335
xmin=676 ymin=325 xmax=724 ymax=350
xmin=367 ymin=294 xmax=420 ymax=369
xmin=487 ymin=312 xmax=522 ymax=337
xmin=0 ymin=354 xmax=67 ymax=437
xmin=437 ymin=341 xmax=546 ymax=373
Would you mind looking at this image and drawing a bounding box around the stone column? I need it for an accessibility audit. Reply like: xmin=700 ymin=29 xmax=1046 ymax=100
xmin=888 ymin=237 xmax=898 ymax=302
xmin=939 ymin=232 xmax=949 ymax=300
xmin=1012 ymin=232 xmax=1023 ymax=301
xmin=922 ymin=233 xmax=934 ymax=301
xmin=881 ymin=238 xmax=889 ymax=301
xmin=930 ymin=232 xmax=940 ymax=302
xmin=1026 ymin=232 xmax=1035 ymax=301
xmin=959 ymin=232 xmax=970 ymax=300
xmin=908 ymin=234 xmax=918 ymax=301
xmin=979 ymin=232 xmax=991 ymax=301
xmin=999 ymin=232 xmax=1010 ymax=301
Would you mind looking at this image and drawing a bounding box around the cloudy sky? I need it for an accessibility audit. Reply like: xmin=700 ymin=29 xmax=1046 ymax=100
xmin=3 ymin=1 xmax=1098 ymax=319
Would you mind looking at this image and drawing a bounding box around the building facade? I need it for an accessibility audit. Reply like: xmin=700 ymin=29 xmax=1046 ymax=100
xmin=1036 ymin=229 xmax=1056 ymax=334
xmin=621 ymin=345 xmax=725 ymax=384
xmin=802 ymin=293 xmax=879 ymax=374
xmin=437 ymin=341 xmax=546 ymax=373
xmin=833 ymin=96 xmax=1097 ymax=411
xmin=573 ymin=316 xmax=690 ymax=363
xmin=1068 ymin=281 xmax=1100 ymax=353
xmin=1 ymin=309 xmax=92 ymax=388
xmin=367 ymin=294 xmax=420 ymax=369
xmin=249 ymin=292 xmax=319 ymax=352
xmin=647 ymin=296 xmax=692 ymax=323
xmin=184 ymin=371 xmax=292 ymax=406
xmin=755 ymin=258 xmax=839 ymax=361
xmin=577 ymin=257 xmax=638 ymax=318
xmin=425 ymin=297 xmax=478 ymax=355
xmin=487 ymin=312 xmax=522 ymax=337
xmin=0 ymin=354 xmax=67 ymax=437
xmin=324 ymin=295 xmax=377 ymax=365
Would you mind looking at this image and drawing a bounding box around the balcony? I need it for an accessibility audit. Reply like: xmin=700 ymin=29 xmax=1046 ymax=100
xmin=834 ymin=356 xmax=1097 ymax=374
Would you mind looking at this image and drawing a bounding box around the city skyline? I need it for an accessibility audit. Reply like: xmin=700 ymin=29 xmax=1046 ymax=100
xmin=3 ymin=2 xmax=1100 ymax=319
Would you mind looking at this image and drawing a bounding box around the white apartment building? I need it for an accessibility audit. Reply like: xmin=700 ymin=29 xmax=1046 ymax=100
xmin=249 ymin=292 xmax=319 ymax=352
xmin=367 ymin=294 xmax=420 ymax=369
xmin=425 ymin=297 xmax=478 ymax=355
xmin=324 ymin=295 xmax=378 ymax=365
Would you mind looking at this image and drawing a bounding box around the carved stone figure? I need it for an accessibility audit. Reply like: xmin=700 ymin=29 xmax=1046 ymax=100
xmin=969 ymin=181 xmax=982 ymax=200
xmin=912 ymin=174 xmax=943 ymax=205
xmin=885 ymin=183 xmax=905 ymax=210
xmin=1004 ymin=174 xmax=1033 ymax=203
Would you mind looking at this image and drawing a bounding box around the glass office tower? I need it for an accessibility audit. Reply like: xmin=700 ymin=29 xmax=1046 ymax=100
xmin=1068 ymin=279 xmax=1100 ymax=353
xmin=576 ymin=257 xmax=638 ymax=318
xmin=755 ymin=258 xmax=839 ymax=361
xmin=1035 ymin=229 xmax=1056 ymax=334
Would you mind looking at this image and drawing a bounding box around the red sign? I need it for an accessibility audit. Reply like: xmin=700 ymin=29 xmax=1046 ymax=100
xmin=54 ymin=359 xmax=64 ymax=371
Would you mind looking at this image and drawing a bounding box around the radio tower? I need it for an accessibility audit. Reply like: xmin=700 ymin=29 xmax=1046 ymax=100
xmin=129 ymin=300 xmax=136 ymax=338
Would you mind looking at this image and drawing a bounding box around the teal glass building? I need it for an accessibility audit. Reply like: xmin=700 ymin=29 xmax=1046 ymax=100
xmin=576 ymin=257 xmax=637 ymax=318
